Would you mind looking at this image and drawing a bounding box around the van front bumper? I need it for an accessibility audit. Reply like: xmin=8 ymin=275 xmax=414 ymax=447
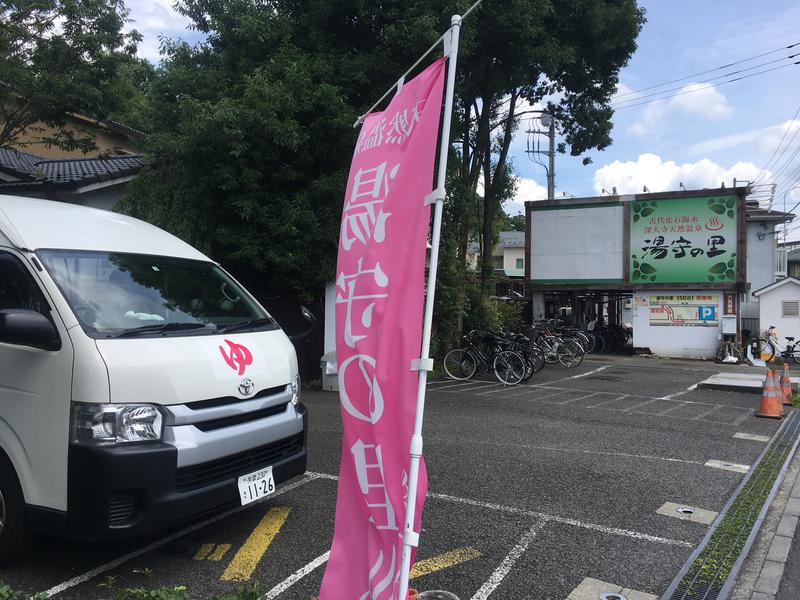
xmin=27 ymin=403 xmax=307 ymax=541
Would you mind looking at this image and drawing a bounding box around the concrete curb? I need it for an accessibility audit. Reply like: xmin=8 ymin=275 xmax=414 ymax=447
xmin=731 ymin=447 xmax=800 ymax=600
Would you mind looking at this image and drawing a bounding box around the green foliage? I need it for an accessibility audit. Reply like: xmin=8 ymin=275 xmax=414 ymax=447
xmin=122 ymin=0 xmax=644 ymax=303
xmin=462 ymin=284 xmax=524 ymax=335
xmin=0 ymin=583 xmax=47 ymax=600
xmin=679 ymin=440 xmax=793 ymax=597
xmin=0 ymin=0 xmax=141 ymax=150
xmin=122 ymin=44 xmax=354 ymax=298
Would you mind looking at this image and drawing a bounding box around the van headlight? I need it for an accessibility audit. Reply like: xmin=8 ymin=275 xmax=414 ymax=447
xmin=71 ymin=403 xmax=163 ymax=445
xmin=290 ymin=374 xmax=301 ymax=405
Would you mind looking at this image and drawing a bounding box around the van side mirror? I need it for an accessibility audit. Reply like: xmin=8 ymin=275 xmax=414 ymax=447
xmin=0 ymin=309 xmax=61 ymax=351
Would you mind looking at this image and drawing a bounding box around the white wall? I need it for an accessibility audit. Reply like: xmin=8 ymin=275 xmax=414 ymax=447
xmin=743 ymin=222 xmax=776 ymax=323
xmin=632 ymin=290 xmax=723 ymax=358
xmin=503 ymin=247 xmax=525 ymax=277
xmin=530 ymin=291 xmax=545 ymax=321
xmin=758 ymin=280 xmax=800 ymax=340
xmin=530 ymin=206 xmax=623 ymax=281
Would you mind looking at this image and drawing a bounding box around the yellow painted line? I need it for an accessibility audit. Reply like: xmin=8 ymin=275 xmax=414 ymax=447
xmin=221 ymin=507 xmax=291 ymax=582
xmin=410 ymin=547 xmax=482 ymax=580
xmin=208 ymin=543 xmax=232 ymax=561
xmin=194 ymin=543 xmax=214 ymax=561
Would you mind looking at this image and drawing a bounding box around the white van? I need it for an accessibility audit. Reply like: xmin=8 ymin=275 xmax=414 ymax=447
xmin=0 ymin=195 xmax=307 ymax=561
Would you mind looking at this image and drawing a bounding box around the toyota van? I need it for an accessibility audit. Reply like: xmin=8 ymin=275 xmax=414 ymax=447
xmin=0 ymin=195 xmax=307 ymax=562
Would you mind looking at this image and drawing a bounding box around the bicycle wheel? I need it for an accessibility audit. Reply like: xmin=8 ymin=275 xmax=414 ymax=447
xmin=493 ymin=350 xmax=525 ymax=385
xmin=520 ymin=355 xmax=535 ymax=382
xmin=791 ymin=346 xmax=800 ymax=365
xmin=557 ymin=345 xmax=584 ymax=369
xmin=443 ymin=348 xmax=477 ymax=380
xmin=592 ymin=333 xmax=606 ymax=354
xmin=529 ymin=347 xmax=546 ymax=373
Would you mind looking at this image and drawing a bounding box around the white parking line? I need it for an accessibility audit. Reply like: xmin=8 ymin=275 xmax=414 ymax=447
xmin=260 ymin=551 xmax=330 ymax=599
xmin=469 ymin=521 xmax=545 ymax=600
xmin=428 ymin=492 xmax=693 ymax=547
xmin=733 ymin=432 xmax=771 ymax=442
xmin=585 ymin=394 xmax=629 ymax=409
xmin=705 ymin=459 xmax=751 ymax=474
xmin=500 ymin=442 xmax=705 ymax=466
xmin=660 ymin=384 xmax=698 ymax=401
xmin=655 ymin=402 xmax=687 ymax=416
xmin=557 ymin=391 xmax=602 ymax=405
xmin=43 ymin=473 xmax=323 ymax=598
xmin=306 ymin=472 xmax=693 ymax=548
xmin=565 ymin=365 xmax=610 ymax=380
xmin=692 ymin=404 xmax=722 ymax=420
xmin=434 ymin=380 xmax=494 ymax=392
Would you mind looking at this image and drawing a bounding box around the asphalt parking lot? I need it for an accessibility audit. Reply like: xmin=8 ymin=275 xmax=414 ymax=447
xmin=0 ymin=356 xmax=788 ymax=599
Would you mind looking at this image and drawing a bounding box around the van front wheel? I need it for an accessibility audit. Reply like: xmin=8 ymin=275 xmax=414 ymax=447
xmin=0 ymin=460 xmax=32 ymax=565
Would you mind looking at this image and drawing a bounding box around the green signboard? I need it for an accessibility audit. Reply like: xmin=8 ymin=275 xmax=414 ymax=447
xmin=630 ymin=195 xmax=738 ymax=284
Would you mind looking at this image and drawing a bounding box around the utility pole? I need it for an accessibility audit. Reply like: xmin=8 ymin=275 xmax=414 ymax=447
xmin=526 ymin=111 xmax=555 ymax=200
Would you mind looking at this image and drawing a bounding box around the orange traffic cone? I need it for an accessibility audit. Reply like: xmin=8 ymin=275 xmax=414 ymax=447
xmin=780 ymin=362 xmax=793 ymax=407
xmin=757 ymin=369 xmax=783 ymax=419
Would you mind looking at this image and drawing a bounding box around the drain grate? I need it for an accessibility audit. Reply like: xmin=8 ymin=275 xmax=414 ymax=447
xmin=589 ymin=375 xmax=625 ymax=382
xmin=664 ymin=410 xmax=800 ymax=600
xmin=600 ymin=594 xmax=628 ymax=600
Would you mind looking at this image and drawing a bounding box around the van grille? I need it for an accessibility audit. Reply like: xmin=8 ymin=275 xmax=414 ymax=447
xmin=175 ymin=433 xmax=304 ymax=492
xmin=187 ymin=385 xmax=288 ymax=411
xmin=193 ymin=403 xmax=289 ymax=432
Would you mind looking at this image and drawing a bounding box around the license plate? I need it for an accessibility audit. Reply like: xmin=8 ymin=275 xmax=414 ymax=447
xmin=237 ymin=466 xmax=276 ymax=506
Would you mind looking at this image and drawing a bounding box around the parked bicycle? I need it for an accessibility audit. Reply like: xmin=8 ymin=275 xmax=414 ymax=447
xmin=443 ymin=330 xmax=527 ymax=385
xmin=760 ymin=326 xmax=800 ymax=364
xmin=715 ymin=334 xmax=744 ymax=363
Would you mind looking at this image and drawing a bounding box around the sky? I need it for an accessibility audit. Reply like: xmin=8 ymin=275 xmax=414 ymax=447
xmin=124 ymin=0 xmax=800 ymax=239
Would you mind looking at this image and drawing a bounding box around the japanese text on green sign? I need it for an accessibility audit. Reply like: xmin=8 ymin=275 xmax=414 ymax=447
xmin=630 ymin=196 xmax=737 ymax=284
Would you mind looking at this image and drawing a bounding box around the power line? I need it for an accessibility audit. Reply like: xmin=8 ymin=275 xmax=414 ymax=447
xmin=611 ymin=61 xmax=800 ymax=111
xmin=613 ymin=41 xmax=800 ymax=100
xmin=611 ymin=54 xmax=798 ymax=108
xmin=753 ymin=102 xmax=800 ymax=184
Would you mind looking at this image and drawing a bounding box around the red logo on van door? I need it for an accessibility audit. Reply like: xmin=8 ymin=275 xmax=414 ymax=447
xmin=219 ymin=340 xmax=253 ymax=375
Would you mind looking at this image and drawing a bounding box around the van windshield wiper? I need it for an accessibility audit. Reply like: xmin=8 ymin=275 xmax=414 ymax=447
xmin=109 ymin=323 xmax=212 ymax=338
xmin=217 ymin=318 xmax=275 ymax=334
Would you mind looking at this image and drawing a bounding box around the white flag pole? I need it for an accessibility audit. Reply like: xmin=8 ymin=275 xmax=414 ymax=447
xmin=397 ymin=12 xmax=463 ymax=600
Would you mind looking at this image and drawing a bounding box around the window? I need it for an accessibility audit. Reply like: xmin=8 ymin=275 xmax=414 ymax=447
xmin=0 ymin=253 xmax=48 ymax=315
xmin=38 ymin=250 xmax=276 ymax=338
xmin=783 ymin=300 xmax=799 ymax=317
xmin=516 ymin=258 xmax=524 ymax=269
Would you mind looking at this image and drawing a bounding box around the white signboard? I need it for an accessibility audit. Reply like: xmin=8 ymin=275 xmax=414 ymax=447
xmin=530 ymin=205 xmax=624 ymax=282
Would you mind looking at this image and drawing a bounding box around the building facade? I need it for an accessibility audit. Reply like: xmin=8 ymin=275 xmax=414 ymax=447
xmin=525 ymin=187 xmax=793 ymax=359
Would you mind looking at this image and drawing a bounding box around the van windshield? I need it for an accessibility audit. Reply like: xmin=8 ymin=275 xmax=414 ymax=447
xmin=37 ymin=250 xmax=277 ymax=338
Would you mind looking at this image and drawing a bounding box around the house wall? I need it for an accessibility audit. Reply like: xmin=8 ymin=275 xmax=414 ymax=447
xmin=8 ymin=115 xmax=141 ymax=158
xmin=743 ymin=221 xmax=778 ymax=334
xmin=758 ymin=282 xmax=800 ymax=340
xmin=503 ymin=247 xmax=525 ymax=277
xmin=631 ymin=290 xmax=723 ymax=358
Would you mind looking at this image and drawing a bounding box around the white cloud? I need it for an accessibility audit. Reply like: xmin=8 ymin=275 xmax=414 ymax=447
xmin=593 ymin=153 xmax=765 ymax=195
xmin=689 ymin=120 xmax=800 ymax=157
xmin=506 ymin=177 xmax=548 ymax=215
xmin=612 ymin=82 xmax=639 ymax=103
xmin=125 ymin=0 xmax=195 ymax=62
xmin=627 ymin=83 xmax=733 ymax=137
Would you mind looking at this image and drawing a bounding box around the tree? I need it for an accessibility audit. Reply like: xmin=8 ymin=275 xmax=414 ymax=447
xmin=121 ymin=1 xmax=355 ymax=299
xmin=0 ymin=0 xmax=141 ymax=151
xmin=451 ymin=0 xmax=646 ymax=290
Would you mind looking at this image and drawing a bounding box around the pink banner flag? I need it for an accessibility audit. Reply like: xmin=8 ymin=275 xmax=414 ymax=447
xmin=319 ymin=58 xmax=446 ymax=600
